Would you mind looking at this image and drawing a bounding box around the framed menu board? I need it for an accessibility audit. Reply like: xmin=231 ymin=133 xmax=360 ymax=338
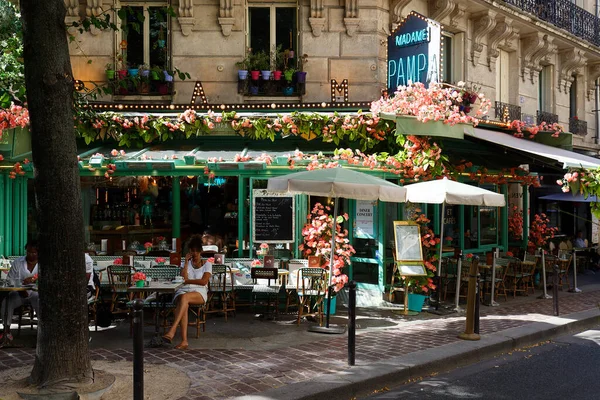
xmin=393 ymin=221 xmax=426 ymax=276
xmin=252 ymin=189 xmax=295 ymax=243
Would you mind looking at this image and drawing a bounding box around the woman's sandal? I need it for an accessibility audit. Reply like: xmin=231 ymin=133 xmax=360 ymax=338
xmin=162 ymin=335 xmax=173 ymax=344
xmin=174 ymin=343 xmax=188 ymax=350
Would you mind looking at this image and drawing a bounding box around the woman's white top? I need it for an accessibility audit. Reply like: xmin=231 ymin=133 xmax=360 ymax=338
xmin=173 ymin=260 xmax=212 ymax=302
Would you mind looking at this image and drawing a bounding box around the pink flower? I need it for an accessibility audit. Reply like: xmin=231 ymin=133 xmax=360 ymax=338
xmin=144 ymin=242 xmax=152 ymax=249
xmin=113 ymin=258 xmax=123 ymax=265
xmin=132 ymin=272 xmax=146 ymax=282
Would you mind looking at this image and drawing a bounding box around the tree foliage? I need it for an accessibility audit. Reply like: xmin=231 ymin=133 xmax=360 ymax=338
xmin=0 ymin=0 xmax=25 ymax=107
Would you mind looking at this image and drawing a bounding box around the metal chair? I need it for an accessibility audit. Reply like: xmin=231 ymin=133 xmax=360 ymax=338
xmin=251 ymin=267 xmax=280 ymax=318
xmin=285 ymin=259 xmax=308 ymax=312
xmin=106 ymin=265 xmax=133 ymax=314
xmin=206 ymin=264 xmax=236 ymax=321
xmin=296 ymin=267 xmax=327 ymax=326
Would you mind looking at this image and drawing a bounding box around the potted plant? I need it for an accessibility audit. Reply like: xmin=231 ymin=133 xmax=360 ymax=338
xmin=105 ymin=63 xmax=115 ymax=80
xmin=133 ymin=271 xmax=146 ymax=288
xmin=272 ymin=45 xmax=284 ymax=81
xmin=283 ymin=66 xmax=296 ymax=95
xmin=296 ymin=53 xmax=308 ymax=83
xmin=116 ymin=55 xmax=127 ymax=80
xmin=235 ymin=53 xmax=250 ymax=80
xmin=255 ymin=50 xmax=271 ymax=80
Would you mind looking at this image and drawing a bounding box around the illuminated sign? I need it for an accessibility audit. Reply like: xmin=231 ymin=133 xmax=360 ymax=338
xmin=387 ymin=12 xmax=441 ymax=93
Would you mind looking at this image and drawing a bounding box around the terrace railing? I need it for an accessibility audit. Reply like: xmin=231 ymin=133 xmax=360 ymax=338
xmin=536 ymin=110 xmax=559 ymax=125
xmin=494 ymin=101 xmax=522 ymax=122
xmin=569 ymin=117 xmax=588 ymax=135
xmin=499 ymin=0 xmax=600 ymax=47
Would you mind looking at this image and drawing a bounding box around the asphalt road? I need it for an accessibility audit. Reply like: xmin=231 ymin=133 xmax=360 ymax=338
xmin=367 ymin=325 xmax=600 ymax=399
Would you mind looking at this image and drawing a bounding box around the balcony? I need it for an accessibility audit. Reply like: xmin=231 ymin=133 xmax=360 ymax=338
xmin=569 ymin=117 xmax=588 ymax=135
xmin=500 ymin=0 xmax=600 ymax=47
xmin=537 ymin=110 xmax=559 ymax=125
xmin=494 ymin=101 xmax=522 ymax=122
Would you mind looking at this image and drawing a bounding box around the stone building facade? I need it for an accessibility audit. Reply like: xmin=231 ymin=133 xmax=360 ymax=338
xmin=69 ymin=0 xmax=600 ymax=154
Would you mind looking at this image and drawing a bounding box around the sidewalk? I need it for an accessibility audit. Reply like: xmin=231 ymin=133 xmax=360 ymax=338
xmin=1 ymin=273 xmax=600 ymax=399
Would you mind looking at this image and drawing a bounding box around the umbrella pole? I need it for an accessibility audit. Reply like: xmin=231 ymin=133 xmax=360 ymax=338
xmin=309 ymin=198 xmax=345 ymax=334
xmin=436 ymin=202 xmax=445 ymax=310
xmin=326 ymin=197 xmax=338 ymax=328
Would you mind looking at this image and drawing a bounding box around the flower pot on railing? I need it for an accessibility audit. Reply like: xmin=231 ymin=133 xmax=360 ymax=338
xmin=250 ymin=70 xmax=260 ymax=80
xmin=105 ymin=69 xmax=115 ymax=80
xmin=157 ymin=82 xmax=170 ymax=95
xmin=282 ymin=86 xmax=294 ymax=96
xmin=296 ymin=71 xmax=307 ymax=83
xmin=273 ymin=70 xmax=282 ymax=80
xmin=128 ymin=68 xmax=139 ymax=77
xmin=117 ymin=70 xmax=127 ymax=80
xmin=238 ymin=70 xmax=248 ymax=80
xmin=261 ymin=70 xmax=271 ymax=80
xmin=249 ymin=86 xmax=259 ymax=95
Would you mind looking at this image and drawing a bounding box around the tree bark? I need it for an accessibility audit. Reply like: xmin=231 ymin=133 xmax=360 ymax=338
xmin=20 ymin=0 xmax=92 ymax=387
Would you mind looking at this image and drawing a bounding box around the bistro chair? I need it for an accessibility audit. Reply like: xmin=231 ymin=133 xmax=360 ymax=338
xmin=88 ymin=271 xmax=102 ymax=331
xmin=284 ymin=259 xmax=308 ymax=312
xmin=188 ymin=303 xmax=207 ymax=338
xmin=485 ymin=257 xmax=510 ymax=302
xmin=251 ymin=267 xmax=280 ymax=318
xmin=296 ymin=267 xmax=327 ymax=325
xmin=107 ymin=265 xmax=133 ymax=314
xmin=556 ymin=253 xmax=573 ymax=290
xmin=16 ymin=305 xmax=36 ymax=336
xmin=206 ymin=264 xmax=236 ymax=321
xmin=504 ymin=259 xmax=529 ymax=297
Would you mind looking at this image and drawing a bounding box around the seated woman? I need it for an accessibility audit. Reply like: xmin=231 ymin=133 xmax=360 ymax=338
xmin=162 ymin=234 xmax=212 ymax=349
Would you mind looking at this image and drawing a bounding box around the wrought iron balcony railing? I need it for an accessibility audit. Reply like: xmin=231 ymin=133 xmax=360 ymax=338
xmin=494 ymin=101 xmax=522 ymax=122
xmin=569 ymin=117 xmax=588 ymax=135
xmin=500 ymin=0 xmax=600 ymax=47
xmin=537 ymin=110 xmax=559 ymax=125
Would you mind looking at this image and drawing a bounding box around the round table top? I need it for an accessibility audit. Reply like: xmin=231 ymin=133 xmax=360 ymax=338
xmin=0 ymin=286 xmax=31 ymax=292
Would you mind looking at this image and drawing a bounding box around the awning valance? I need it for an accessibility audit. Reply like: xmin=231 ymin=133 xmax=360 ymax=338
xmin=466 ymin=128 xmax=600 ymax=169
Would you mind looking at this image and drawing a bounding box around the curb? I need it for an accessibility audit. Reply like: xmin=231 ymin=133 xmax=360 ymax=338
xmin=234 ymin=308 xmax=600 ymax=400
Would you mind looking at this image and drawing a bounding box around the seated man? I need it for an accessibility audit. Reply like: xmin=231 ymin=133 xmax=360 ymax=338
xmin=85 ymin=252 xmax=96 ymax=300
xmin=573 ymin=231 xmax=586 ymax=249
xmin=0 ymin=241 xmax=39 ymax=342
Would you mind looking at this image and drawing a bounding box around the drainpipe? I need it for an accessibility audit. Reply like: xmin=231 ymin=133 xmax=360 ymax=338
xmin=595 ymin=79 xmax=600 ymax=145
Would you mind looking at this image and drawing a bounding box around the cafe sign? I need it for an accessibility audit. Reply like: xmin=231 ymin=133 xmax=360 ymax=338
xmin=387 ymin=11 xmax=441 ymax=93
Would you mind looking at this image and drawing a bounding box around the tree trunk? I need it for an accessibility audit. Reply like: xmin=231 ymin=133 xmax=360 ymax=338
xmin=20 ymin=0 xmax=92 ymax=387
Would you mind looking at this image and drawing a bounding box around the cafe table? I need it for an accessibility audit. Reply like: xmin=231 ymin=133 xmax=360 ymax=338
xmin=128 ymin=281 xmax=182 ymax=347
xmin=0 ymin=285 xmax=36 ymax=349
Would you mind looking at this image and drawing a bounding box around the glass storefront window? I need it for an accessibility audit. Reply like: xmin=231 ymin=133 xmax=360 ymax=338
xmin=480 ymin=206 xmax=498 ymax=245
xmin=442 ymin=205 xmax=459 ymax=247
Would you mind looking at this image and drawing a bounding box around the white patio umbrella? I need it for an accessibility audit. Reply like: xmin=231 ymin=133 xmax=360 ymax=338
xmin=404 ymin=177 xmax=506 ymax=308
xmin=267 ymin=167 xmax=407 ymax=330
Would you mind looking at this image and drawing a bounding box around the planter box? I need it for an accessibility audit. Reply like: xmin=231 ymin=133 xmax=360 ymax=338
xmin=379 ymin=113 xmax=471 ymax=139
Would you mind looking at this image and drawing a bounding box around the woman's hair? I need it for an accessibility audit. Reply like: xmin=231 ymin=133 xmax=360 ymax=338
xmin=187 ymin=234 xmax=204 ymax=252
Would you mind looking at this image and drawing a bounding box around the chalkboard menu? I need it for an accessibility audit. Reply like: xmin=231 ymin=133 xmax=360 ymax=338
xmin=252 ymin=190 xmax=295 ymax=243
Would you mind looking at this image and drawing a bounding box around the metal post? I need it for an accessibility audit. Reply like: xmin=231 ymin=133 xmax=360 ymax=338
xmin=133 ymin=299 xmax=144 ymax=400
xmin=539 ymin=248 xmax=552 ymax=299
xmin=488 ymin=248 xmax=499 ymax=306
xmin=552 ymin=264 xmax=559 ymax=316
xmin=454 ymin=250 xmax=463 ymax=311
xmin=458 ymin=256 xmax=480 ymax=340
xmin=474 ymin=270 xmax=480 ymax=335
xmin=569 ymin=250 xmax=582 ymax=293
xmin=348 ymin=281 xmax=356 ymax=366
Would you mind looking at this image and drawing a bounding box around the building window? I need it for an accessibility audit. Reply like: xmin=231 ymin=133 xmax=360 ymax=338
xmin=538 ymin=65 xmax=552 ymax=112
xmin=118 ymin=2 xmax=169 ymax=70
xmin=570 ymin=75 xmax=578 ymax=119
xmin=248 ymin=4 xmax=296 ymax=65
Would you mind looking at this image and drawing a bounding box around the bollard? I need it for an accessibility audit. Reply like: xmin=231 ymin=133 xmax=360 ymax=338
xmin=474 ymin=271 xmax=480 ymax=335
xmin=553 ymin=264 xmax=559 ymax=316
xmin=348 ymin=280 xmax=356 ymax=366
xmin=133 ymin=299 xmax=144 ymax=400
xmin=459 ymin=256 xmax=480 ymax=341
